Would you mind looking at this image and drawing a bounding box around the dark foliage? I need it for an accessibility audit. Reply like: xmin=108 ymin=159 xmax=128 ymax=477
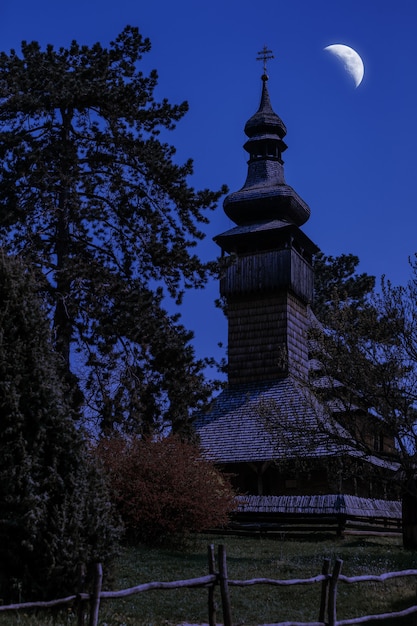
xmin=310 ymin=252 xmax=417 ymax=545
xmin=0 ymin=26 xmax=226 ymax=434
xmin=0 ymin=251 xmax=121 ymax=601
xmin=96 ymin=435 xmax=236 ymax=545
xmin=311 ymin=253 xmax=413 ymax=457
xmin=313 ymin=251 xmax=375 ymax=322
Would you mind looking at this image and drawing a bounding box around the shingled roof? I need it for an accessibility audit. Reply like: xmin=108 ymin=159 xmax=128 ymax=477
xmin=195 ymin=377 xmax=342 ymax=464
xmin=195 ymin=376 xmax=400 ymax=474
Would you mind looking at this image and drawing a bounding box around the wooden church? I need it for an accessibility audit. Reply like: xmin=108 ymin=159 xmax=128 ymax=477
xmin=195 ymin=51 xmax=401 ymax=526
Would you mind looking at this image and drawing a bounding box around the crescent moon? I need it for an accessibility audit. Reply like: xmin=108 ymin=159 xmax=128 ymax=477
xmin=324 ymin=44 xmax=364 ymax=88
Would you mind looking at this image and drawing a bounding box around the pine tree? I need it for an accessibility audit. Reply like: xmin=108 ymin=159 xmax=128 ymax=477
xmin=0 ymin=26 xmax=226 ymax=433
xmin=313 ymin=251 xmax=375 ymax=321
xmin=0 ymin=251 xmax=120 ymax=601
xmin=310 ymin=252 xmax=417 ymax=547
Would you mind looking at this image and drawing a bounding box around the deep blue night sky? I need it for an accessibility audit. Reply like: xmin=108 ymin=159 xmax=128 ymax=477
xmin=1 ymin=0 xmax=415 ymax=368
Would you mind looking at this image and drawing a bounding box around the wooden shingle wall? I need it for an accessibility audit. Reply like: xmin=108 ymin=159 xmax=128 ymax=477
xmin=227 ymin=291 xmax=309 ymax=385
xmin=223 ymin=246 xmax=312 ymax=386
xmin=287 ymin=292 xmax=310 ymax=379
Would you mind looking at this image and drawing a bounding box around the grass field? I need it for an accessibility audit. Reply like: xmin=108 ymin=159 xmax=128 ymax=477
xmin=1 ymin=533 xmax=417 ymax=625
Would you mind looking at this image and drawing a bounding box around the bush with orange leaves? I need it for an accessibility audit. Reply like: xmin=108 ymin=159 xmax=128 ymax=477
xmin=96 ymin=435 xmax=236 ymax=544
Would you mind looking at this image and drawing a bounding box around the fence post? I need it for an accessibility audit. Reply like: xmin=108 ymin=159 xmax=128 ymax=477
xmin=218 ymin=544 xmax=232 ymax=626
xmin=89 ymin=562 xmax=103 ymax=626
xmin=207 ymin=544 xmax=217 ymax=626
xmin=76 ymin=563 xmax=87 ymax=626
xmin=319 ymin=558 xmax=330 ymax=623
xmin=328 ymin=559 xmax=343 ymax=626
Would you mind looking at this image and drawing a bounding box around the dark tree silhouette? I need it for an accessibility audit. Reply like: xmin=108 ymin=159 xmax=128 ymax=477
xmin=0 ymin=26 xmax=226 ymax=434
xmin=311 ymin=253 xmax=417 ymax=547
xmin=0 ymin=251 xmax=120 ymax=601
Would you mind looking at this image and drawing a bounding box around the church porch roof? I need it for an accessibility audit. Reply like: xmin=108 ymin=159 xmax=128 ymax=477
xmin=195 ymin=378 xmax=342 ymax=464
xmin=195 ymin=377 xmax=400 ymax=473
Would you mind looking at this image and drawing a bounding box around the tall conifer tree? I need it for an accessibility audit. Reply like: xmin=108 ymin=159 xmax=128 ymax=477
xmin=311 ymin=253 xmax=417 ymax=547
xmin=0 ymin=27 xmax=226 ymax=433
xmin=0 ymin=251 xmax=120 ymax=601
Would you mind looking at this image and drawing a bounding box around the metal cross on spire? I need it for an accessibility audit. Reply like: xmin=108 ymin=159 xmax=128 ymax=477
xmin=256 ymin=46 xmax=274 ymax=75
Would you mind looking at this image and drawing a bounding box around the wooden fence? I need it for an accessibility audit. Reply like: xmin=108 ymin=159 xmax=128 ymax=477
xmin=1 ymin=544 xmax=417 ymax=626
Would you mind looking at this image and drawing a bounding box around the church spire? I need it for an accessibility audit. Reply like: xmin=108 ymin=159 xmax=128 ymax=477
xmin=223 ymin=52 xmax=310 ymax=228
xmin=214 ymin=53 xmax=318 ymax=383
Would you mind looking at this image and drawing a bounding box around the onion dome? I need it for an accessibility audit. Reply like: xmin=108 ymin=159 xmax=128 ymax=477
xmin=244 ymin=73 xmax=287 ymax=145
xmin=223 ymin=73 xmax=310 ymax=227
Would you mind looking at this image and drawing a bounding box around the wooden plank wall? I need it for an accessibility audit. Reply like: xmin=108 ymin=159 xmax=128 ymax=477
xmin=223 ymin=247 xmax=312 ymax=384
xmin=227 ymin=292 xmax=309 ymax=384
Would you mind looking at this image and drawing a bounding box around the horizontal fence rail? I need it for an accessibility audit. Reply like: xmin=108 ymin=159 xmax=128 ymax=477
xmin=227 ymin=574 xmax=327 ymax=586
xmin=99 ymin=574 xmax=217 ymax=599
xmin=0 ymin=594 xmax=80 ymax=612
xmin=0 ymin=544 xmax=417 ymax=626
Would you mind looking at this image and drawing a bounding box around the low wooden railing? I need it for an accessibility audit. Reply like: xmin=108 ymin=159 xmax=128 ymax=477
xmin=1 ymin=544 xmax=417 ymax=625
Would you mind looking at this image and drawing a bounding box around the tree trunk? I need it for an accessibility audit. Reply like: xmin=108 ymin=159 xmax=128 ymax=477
xmin=52 ymin=108 xmax=83 ymax=413
xmin=53 ymin=108 xmax=73 ymax=373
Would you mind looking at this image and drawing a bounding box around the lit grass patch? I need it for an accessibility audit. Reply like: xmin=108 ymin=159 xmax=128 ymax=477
xmin=0 ymin=534 xmax=416 ymax=625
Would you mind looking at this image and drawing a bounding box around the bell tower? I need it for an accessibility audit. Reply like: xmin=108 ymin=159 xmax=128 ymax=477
xmin=216 ymin=49 xmax=318 ymax=385
xmin=195 ymin=51 xmax=401 ymax=520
